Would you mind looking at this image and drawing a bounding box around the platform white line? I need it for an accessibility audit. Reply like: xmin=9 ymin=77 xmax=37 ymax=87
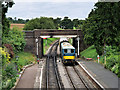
xmin=35 ymin=76 xmax=39 ymax=82
xmin=39 ymin=66 xmax=43 ymax=90
xmin=78 ymin=62 xmax=105 ymax=89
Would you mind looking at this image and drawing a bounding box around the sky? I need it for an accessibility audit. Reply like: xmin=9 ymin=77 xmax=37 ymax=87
xmin=6 ymin=0 xmax=98 ymax=20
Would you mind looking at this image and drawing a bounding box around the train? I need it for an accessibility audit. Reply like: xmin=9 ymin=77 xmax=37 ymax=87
xmin=59 ymin=37 xmax=76 ymax=64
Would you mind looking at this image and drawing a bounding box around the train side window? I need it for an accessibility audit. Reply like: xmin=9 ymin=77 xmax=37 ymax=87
xmin=64 ymin=49 xmax=67 ymax=53
xmin=71 ymin=49 xmax=74 ymax=53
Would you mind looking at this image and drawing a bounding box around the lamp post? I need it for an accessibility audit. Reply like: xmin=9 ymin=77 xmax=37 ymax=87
xmin=36 ymin=38 xmax=38 ymax=58
xmin=77 ymin=37 xmax=80 ymax=58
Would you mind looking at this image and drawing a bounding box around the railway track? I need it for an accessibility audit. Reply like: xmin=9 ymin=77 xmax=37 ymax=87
xmin=64 ymin=63 xmax=103 ymax=89
xmin=44 ymin=40 xmax=104 ymax=90
xmin=46 ymin=40 xmax=63 ymax=89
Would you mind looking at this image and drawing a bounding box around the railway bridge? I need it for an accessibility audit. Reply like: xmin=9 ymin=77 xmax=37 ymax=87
xmin=24 ymin=29 xmax=87 ymax=58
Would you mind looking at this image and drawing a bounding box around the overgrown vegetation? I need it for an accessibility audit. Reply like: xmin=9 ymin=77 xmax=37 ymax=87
xmin=105 ymin=46 xmax=120 ymax=77
xmin=2 ymin=27 xmax=26 ymax=53
xmin=1 ymin=48 xmax=36 ymax=89
xmin=1 ymin=1 xmax=36 ymax=89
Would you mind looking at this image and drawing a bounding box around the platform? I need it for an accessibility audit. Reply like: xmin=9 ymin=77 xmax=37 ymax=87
xmin=77 ymin=59 xmax=120 ymax=89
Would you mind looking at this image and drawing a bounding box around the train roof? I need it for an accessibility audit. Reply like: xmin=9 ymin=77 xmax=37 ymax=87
xmin=59 ymin=37 xmax=68 ymax=42
xmin=61 ymin=42 xmax=75 ymax=49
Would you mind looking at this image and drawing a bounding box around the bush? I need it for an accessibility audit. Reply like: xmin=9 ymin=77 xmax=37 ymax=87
xmin=4 ymin=44 xmax=14 ymax=58
xmin=106 ymin=57 xmax=116 ymax=70
xmin=2 ymin=27 xmax=26 ymax=53
xmin=2 ymin=63 xmax=17 ymax=89
xmin=1 ymin=46 xmax=36 ymax=89
xmin=105 ymin=46 xmax=120 ymax=77
xmin=5 ymin=63 xmax=17 ymax=79
xmin=0 ymin=47 xmax=10 ymax=66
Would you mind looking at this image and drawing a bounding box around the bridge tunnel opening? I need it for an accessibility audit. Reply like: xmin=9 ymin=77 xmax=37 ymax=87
xmin=40 ymin=35 xmax=79 ymax=57
xmin=43 ymin=37 xmax=59 ymax=55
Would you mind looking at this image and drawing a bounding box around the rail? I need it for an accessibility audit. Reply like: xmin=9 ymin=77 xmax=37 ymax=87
xmin=46 ymin=40 xmax=63 ymax=89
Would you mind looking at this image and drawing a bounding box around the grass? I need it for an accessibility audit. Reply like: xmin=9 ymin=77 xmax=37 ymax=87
xmin=80 ymin=45 xmax=105 ymax=64
xmin=80 ymin=45 xmax=119 ymax=64
xmin=15 ymin=52 xmax=36 ymax=68
xmin=80 ymin=45 xmax=98 ymax=60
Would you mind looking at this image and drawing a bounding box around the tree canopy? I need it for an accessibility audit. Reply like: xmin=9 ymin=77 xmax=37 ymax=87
xmin=8 ymin=17 xmax=29 ymax=24
xmin=82 ymin=2 xmax=120 ymax=55
xmin=23 ymin=16 xmax=85 ymax=30
xmin=23 ymin=17 xmax=56 ymax=30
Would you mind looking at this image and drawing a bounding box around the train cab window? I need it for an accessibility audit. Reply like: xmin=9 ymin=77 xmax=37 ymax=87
xmin=71 ymin=49 xmax=74 ymax=53
xmin=64 ymin=49 xmax=74 ymax=53
xmin=67 ymin=49 xmax=71 ymax=53
xmin=64 ymin=49 xmax=67 ymax=53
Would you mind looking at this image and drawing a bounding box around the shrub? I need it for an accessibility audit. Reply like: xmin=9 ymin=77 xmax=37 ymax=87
xmin=5 ymin=63 xmax=17 ymax=79
xmin=2 ymin=27 xmax=26 ymax=53
xmin=105 ymin=46 xmax=120 ymax=77
xmin=2 ymin=62 xmax=17 ymax=89
xmin=0 ymin=47 xmax=10 ymax=66
xmin=4 ymin=44 xmax=14 ymax=58
xmin=106 ymin=57 xmax=116 ymax=70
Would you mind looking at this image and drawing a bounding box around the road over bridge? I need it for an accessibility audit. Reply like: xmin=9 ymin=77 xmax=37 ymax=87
xmin=24 ymin=29 xmax=87 ymax=58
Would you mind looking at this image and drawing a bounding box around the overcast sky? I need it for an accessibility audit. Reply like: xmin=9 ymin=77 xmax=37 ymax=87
xmin=6 ymin=0 xmax=98 ymax=20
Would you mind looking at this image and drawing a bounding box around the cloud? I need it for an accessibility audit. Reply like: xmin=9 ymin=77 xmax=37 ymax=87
xmin=6 ymin=2 xmax=95 ymax=20
xmin=14 ymin=0 xmax=98 ymax=2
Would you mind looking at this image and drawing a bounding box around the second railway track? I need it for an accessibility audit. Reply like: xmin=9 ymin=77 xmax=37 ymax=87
xmin=46 ymin=40 xmax=63 ymax=89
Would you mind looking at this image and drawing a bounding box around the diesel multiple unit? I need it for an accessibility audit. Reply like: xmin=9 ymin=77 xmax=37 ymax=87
xmin=59 ymin=38 xmax=76 ymax=64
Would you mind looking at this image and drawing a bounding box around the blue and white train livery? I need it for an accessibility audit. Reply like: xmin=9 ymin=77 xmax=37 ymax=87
xmin=59 ymin=38 xmax=76 ymax=64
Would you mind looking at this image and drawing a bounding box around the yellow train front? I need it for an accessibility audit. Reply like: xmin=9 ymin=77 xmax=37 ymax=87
xmin=60 ymin=42 xmax=76 ymax=64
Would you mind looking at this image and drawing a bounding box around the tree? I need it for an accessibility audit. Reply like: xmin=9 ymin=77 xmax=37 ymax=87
xmin=53 ymin=17 xmax=62 ymax=29
xmin=72 ymin=19 xmax=85 ymax=29
xmin=82 ymin=2 xmax=120 ymax=55
xmin=8 ymin=17 xmax=29 ymax=24
xmin=23 ymin=17 xmax=56 ymax=30
xmin=72 ymin=19 xmax=79 ymax=27
xmin=7 ymin=17 xmax=13 ymax=23
xmin=1 ymin=0 xmax=14 ymax=36
xmin=60 ymin=17 xmax=73 ymax=29
xmin=26 ymin=19 xmax=29 ymax=23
